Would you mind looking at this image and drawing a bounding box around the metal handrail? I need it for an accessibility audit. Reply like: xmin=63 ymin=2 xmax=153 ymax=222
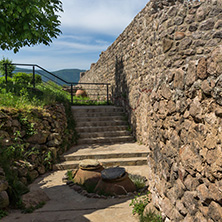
xmin=4 ymin=63 xmax=111 ymax=105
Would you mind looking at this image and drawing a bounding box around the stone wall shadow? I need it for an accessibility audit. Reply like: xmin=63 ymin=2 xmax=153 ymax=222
xmin=113 ymin=56 xmax=137 ymax=139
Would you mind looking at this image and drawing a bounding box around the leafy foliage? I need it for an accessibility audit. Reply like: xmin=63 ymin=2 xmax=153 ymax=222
xmin=140 ymin=210 xmax=162 ymax=222
xmin=130 ymin=192 xmax=162 ymax=222
xmin=0 ymin=0 xmax=63 ymax=52
xmin=12 ymin=72 xmax=42 ymax=85
xmin=130 ymin=192 xmax=151 ymax=216
xmin=0 ymin=57 xmax=15 ymax=77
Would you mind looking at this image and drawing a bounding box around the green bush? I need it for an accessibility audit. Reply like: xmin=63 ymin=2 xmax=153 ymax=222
xmin=0 ymin=57 xmax=15 ymax=77
xmin=12 ymin=72 xmax=42 ymax=85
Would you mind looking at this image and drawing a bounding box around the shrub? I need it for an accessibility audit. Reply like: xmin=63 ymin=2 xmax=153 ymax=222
xmin=12 ymin=72 xmax=42 ymax=85
xmin=0 ymin=57 xmax=15 ymax=77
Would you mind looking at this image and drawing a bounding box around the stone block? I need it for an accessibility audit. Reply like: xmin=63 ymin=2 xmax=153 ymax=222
xmin=22 ymin=189 xmax=50 ymax=209
xmin=182 ymin=191 xmax=198 ymax=215
xmin=163 ymin=38 xmax=173 ymax=53
xmin=184 ymin=175 xmax=200 ymax=191
xmin=0 ymin=191 xmax=9 ymax=208
xmin=197 ymin=58 xmax=207 ymax=80
xmin=208 ymin=201 xmax=222 ymax=221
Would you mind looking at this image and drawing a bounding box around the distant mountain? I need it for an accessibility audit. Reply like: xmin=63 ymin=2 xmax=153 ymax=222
xmin=13 ymin=67 xmax=85 ymax=85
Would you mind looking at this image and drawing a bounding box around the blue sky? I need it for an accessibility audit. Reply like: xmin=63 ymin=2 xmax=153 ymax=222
xmin=0 ymin=0 xmax=148 ymax=71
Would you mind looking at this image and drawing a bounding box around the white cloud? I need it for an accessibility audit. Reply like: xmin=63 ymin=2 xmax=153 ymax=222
xmin=60 ymin=0 xmax=148 ymax=36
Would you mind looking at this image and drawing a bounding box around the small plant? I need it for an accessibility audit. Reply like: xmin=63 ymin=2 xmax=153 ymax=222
xmin=66 ymin=170 xmax=74 ymax=181
xmin=44 ymin=151 xmax=52 ymax=168
xmin=0 ymin=209 xmax=8 ymax=219
xmin=140 ymin=210 xmax=162 ymax=222
xmin=129 ymin=174 xmax=147 ymax=191
xmin=130 ymin=192 xmax=151 ymax=216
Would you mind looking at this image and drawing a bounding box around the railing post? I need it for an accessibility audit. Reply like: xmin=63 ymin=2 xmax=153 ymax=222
xmin=4 ymin=63 xmax=8 ymax=85
xmin=33 ymin=66 xmax=35 ymax=88
xmin=71 ymin=84 xmax=73 ymax=104
xmin=107 ymin=84 xmax=109 ymax=105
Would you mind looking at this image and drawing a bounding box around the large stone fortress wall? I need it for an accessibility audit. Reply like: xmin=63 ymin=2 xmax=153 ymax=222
xmin=80 ymin=0 xmax=222 ymax=221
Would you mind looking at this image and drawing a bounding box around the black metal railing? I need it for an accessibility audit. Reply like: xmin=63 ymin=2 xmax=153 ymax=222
xmin=3 ymin=63 xmax=111 ymax=105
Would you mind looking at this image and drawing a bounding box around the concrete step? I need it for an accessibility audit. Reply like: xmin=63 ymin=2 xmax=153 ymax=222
xmin=74 ymin=116 xmax=124 ymax=122
xmin=62 ymin=151 xmax=148 ymax=161
xmin=54 ymin=157 xmax=148 ymax=170
xmin=76 ymin=120 xmax=127 ymax=127
xmin=77 ymin=136 xmax=134 ymax=145
xmin=79 ymin=131 xmax=131 ymax=139
xmin=76 ymin=126 xmax=129 ymax=133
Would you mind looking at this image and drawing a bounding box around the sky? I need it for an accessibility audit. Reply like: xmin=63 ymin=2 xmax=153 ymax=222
xmin=0 ymin=0 xmax=148 ymax=71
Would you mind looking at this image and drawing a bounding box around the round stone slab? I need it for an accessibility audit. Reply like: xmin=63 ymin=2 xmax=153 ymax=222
xmin=79 ymin=159 xmax=101 ymax=170
xmin=101 ymin=167 xmax=126 ymax=180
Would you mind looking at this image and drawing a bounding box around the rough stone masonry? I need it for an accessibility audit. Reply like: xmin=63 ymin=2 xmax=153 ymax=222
xmin=80 ymin=0 xmax=222 ymax=221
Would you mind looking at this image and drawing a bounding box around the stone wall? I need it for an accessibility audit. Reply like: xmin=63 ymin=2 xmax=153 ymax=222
xmin=0 ymin=167 xmax=9 ymax=209
xmin=80 ymin=0 xmax=222 ymax=221
xmin=0 ymin=103 xmax=76 ymax=209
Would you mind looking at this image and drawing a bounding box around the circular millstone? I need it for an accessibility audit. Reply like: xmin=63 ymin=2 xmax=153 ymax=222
xmin=79 ymin=159 xmax=101 ymax=170
xmin=101 ymin=167 xmax=126 ymax=181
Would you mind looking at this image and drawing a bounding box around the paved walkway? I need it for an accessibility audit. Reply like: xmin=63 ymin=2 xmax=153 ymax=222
xmin=2 ymin=165 xmax=149 ymax=222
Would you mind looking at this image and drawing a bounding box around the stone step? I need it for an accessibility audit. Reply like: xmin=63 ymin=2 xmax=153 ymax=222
xmin=79 ymin=131 xmax=131 ymax=139
xmin=76 ymin=126 xmax=129 ymax=133
xmin=72 ymin=106 xmax=123 ymax=116
xmin=62 ymin=151 xmax=148 ymax=161
xmin=76 ymin=120 xmax=127 ymax=127
xmin=77 ymin=136 xmax=134 ymax=145
xmin=73 ymin=112 xmax=125 ymax=118
xmin=74 ymin=116 xmax=124 ymax=122
xmin=54 ymin=157 xmax=148 ymax=170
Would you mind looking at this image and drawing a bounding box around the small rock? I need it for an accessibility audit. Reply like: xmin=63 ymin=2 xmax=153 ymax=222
xmin=0 ymin=191 xmax=9 ymax=208
xmin=175 ymin=32 xmax=185 ymax=40
xmin=163 ymin=39 xmax=173 ymax=53
xmin=22 ymin=190 xmax=50 ymax=209
xmin=197 ymin=58 xmax=207 ymax=80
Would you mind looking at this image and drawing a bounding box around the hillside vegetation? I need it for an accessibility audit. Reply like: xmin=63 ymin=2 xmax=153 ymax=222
xmin=14 ymin=67 xmax=85 ymax=85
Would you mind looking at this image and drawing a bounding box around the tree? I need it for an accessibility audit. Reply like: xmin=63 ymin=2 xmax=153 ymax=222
xmin=0 ymin=0 xmax=63 ymax=53
xmin=0 ymin=57 xmax=15 ymax=77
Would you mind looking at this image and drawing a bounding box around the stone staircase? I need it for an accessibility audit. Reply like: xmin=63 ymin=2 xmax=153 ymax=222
xmin=54 ymin=106 xmax=149 ymax=170
xmin=73 ymin=106 xmax=134 ymax=145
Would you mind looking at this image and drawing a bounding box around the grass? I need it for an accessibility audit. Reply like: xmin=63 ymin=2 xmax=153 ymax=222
xmin=0 ymin=77 xmax=109 ymax=108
